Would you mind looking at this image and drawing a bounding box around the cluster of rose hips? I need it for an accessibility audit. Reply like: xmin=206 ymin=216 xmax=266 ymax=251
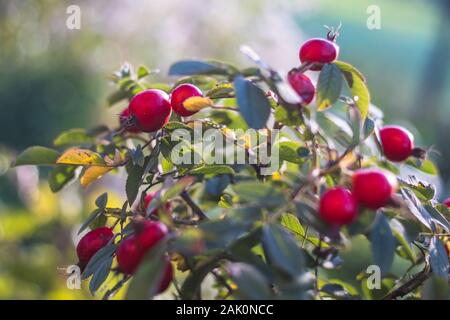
xmin=119 ymin=83 xmax=204 ymax=133
xmin=76 ymin=193 xmax=173 ymax=294
xmin=74 ymin=34 xmax=450 ymax=292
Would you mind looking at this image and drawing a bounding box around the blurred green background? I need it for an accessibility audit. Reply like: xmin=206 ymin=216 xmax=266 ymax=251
xmin=0 ymin=0 xmax=449 ymax=299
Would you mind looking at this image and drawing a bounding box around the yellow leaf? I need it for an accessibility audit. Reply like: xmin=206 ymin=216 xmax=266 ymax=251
xmin=183 ymin=96 xmax=213 ymax=112
xmin=80 ymin=166 xmax=113 ymax=187
xmin=57 ymin=148 xmax=107 ymax=166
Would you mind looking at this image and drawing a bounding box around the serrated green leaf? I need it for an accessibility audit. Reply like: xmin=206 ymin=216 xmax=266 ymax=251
xmin=316 ymin=63 xmax=343 ymax=111
xmin=334 ymin=61 xmax=370 ymax=119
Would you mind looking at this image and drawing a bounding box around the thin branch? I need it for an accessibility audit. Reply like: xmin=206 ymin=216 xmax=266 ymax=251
xmin=382 ymin=263 xmax=431 ymax=300
xmin=180 ymin=190 xmax=208 ymax=221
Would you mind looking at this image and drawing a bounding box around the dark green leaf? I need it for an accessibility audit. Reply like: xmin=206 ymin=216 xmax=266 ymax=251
xmin=277 ymin=141 xmax=305 ymax=164
xmin=169 ymin=60 xmax=229 ymax=76
xmin=227 ymin=262 xmax=272 ymax=299
xmin=78 ymin=208 xmax=102 ymax=235
xmin=13 ymin=146 xmax=59 ymax=166
xmin=370 ymin=214 xmax=395 ymax=275
xmin=262 ymin=224 xmax=305 ymax=277
xmin=233 ymin=181 xmax=284 ymax=207
xmin=126 ymin=164 xmax=145 ymax=205
xmin=429 ymin=236 xmax=449 ymax=279
xmin=82 ymin=243 xmax=116 ymax=279
xmin=95 ymin=192 xmax=108 ymax=209
xmin=89 ymin=256 xmax=113 ymax=295
xmin=234 ymin=75 xmax=271 ymax=129
xmin=316 ymin=63 xmax=343 ymax=111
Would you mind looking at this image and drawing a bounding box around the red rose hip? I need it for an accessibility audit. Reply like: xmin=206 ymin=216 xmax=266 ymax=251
xmin=116 ymin=221 xmax=168 ymax=275
xmin=319 ymin=187 xmax=358 ymax=226
xmin=352 ymin=169 xmax=396 ymax=210
xmin=287 ymin=71 xmax=315 ymax=105
xmin=170 ymin=83 xmax=203 ymax=117
xmin=119 ymin=108 xmax=140 ymax=133
xmin=299 ymin=38 xmax=339 ymax=70
xmin=443 ymin=198 xmax=450 ymax=208
xmin=379 ymin=126 xmax=414 ymax=162
xmin=144 ymin=192 xmax=172 ymax=216
xmin=76 ymin=227 xmax=114 ymax=266
xmin=128 ymin=89 xmax=172 ymax=132
xmin=157 ymin=257 xmax=174 ymax=294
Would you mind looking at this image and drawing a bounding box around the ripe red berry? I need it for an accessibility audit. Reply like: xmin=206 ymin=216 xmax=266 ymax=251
xmin=144 ymin=192 xmax=172 ymax=216
xmin=287 ymin=71 xmax=315 ymax=105
xmin=76 ymin=227 xmax=114 ymax=267
xmin=379 ymin=126 xmax=414 ymax=162
xmin=352 ymin=169 xmax=396 ymax=210
xmin=443 ymin=198 xmax=450 ymax=208
xmin=116 ymin=221 xmax=168 ymax=275
xmin=128 ymin=89 xmax=172 ymax=132
xmin=116 ymin=235 xmax=142 ymax=275
xmin=157 ymin=257 xmax=174 ymax=294
xmin=299 ymin=38 xmax=339 ymax=71
xmin=119 ymin=108 xmax=140 ymax=133
xmin=319 ymin=187 xmax=358 ymax=226
xmin=170 ymin=83 xmax=203 ymax=117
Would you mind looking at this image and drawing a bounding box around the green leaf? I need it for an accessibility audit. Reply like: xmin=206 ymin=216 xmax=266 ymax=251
xmin=233 ymin=182 xmax=284 ymax=207
xmin=107 ymin=89 xmax=129 ymax=106
xmin=168 ymin=60 xmax=229 ymax=76
xmin=126 ymin=163 xmax=145 ymax=205
xmin=390 ymin=219 xmax=416 ymax=264
xmin=206 ymin=83 xmax=234 ymax=99
xmin=234 ymin=75 xmax=271 ymax=129
xmin=334 ymin=61 xmax=370 ymax=119
xmin=227 ymin=263 xmax=272 ymax=299
xmin=89 ymin=256 xmax=113 ymax=295
xmin=53 ymin=129 xmax=95 ymax=147
xmin=189 ymin=164 xmax=235 ymax=176
xmin=429 ymin=236 xmax=449 ymax=279
xmin=161 ymin=176 xmax=196 ymax=203
xmin=281 ymin=213 xmax=305 ymax=241
xmin=262 ymin=224 xmax=305 ymax=277
xmin=95 ymin=192 xmax=108 ymax=209
xmin=370 ymin=214 xmax=395 ymax=275
xmin=407 ymin=158 xmax=438 ymax=176
xmin=82 ymin=243 xmax=116 ymax=279
xmin=276 ymin=140 xmax=305 ymax=164
xmin=274 ymin=106 xmax=304 ymax=127
xmin=78 ymin=209 xmax=102 ymax=235
xmin=137 ymin=65 xmax=151 ymax=79
xmin=48 ymin=165 xmax=77 ymax=192
xmin=316 ymin=63 xmax=343 ymax=111
xmin=400 ymin=188 xmax=435 ymax=231
xmin=125 ymin=242 xmax=167 ymax=299
xmin=13 ymin=146 xmax=59 ymax=166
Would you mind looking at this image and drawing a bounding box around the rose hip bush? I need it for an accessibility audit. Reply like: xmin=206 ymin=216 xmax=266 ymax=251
xmin=12 ymin=28 xmax=450 ymax=300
